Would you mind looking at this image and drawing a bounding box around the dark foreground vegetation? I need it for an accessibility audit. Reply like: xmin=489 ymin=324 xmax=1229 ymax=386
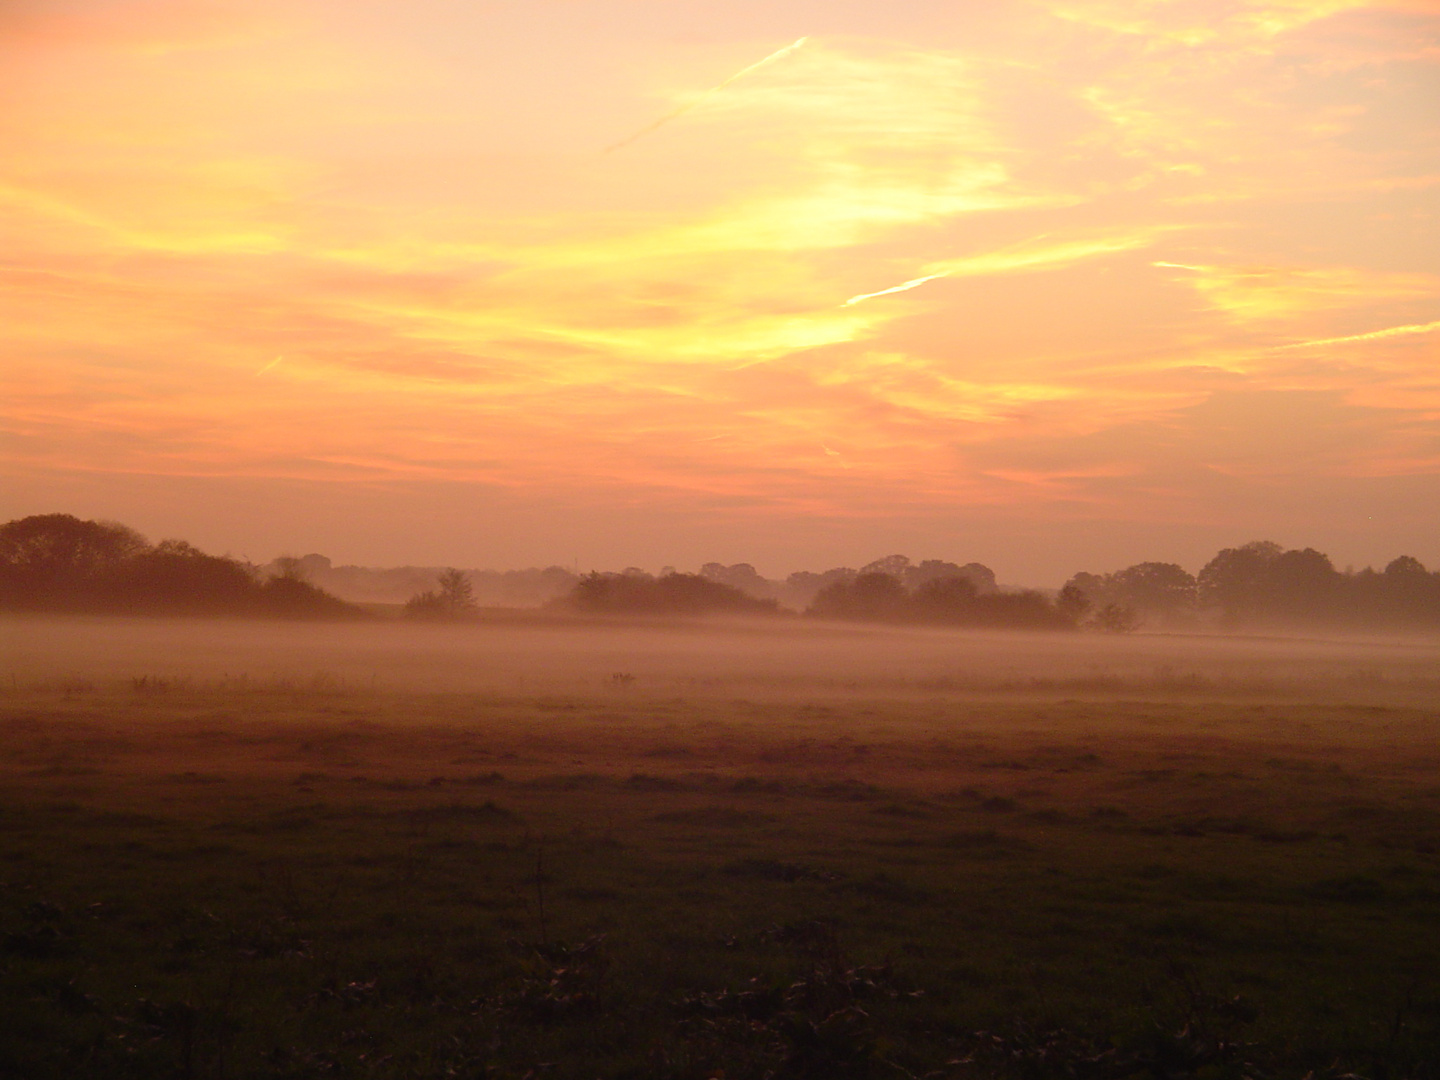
xmin=0 ymin=516 xmax=361 ymax=619
xmin=1 ymin=677 xmax=1437 ymax=1079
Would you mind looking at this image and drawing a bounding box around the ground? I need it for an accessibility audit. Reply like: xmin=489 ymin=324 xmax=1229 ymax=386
xmin=1 ymin=616 xmax=1438 ymax=1078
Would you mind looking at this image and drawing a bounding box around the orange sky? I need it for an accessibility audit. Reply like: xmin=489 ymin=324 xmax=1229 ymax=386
xmin=3 ymin=0 xmax=1438 ymax=582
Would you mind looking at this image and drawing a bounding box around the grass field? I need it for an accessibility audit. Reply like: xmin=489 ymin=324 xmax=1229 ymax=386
xmin=1 ymin=616 xmax=1438 ymax=1078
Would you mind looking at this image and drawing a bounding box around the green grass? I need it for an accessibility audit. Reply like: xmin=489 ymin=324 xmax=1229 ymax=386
xmin=1 ymin=681 xmax=1438 ymax=1078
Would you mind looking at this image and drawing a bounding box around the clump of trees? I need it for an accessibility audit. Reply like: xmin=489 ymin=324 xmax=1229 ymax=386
xmin=1063 ymin=562 xmax=1197 ymax=631
xmin=267 ymin=555 xmax=580 ymax=606
xmin=807 ymin=570 xmax=1073 ymax=630
xmin=404 ymin=569 xmax=480 ymax=621
xmin=1065 ymin=541 xmax=1440 ymax=631
xmin=0 ymin=514 xmax=363 ymax=619
xmin=555 ymin=570 xmax=780 ymax=617
xmin=727 ymin=554 xmax=997 ymax=611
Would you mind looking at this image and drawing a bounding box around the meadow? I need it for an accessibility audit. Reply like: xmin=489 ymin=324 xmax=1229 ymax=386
xmin=1 ymin=615 xmax=1438 ymax=1079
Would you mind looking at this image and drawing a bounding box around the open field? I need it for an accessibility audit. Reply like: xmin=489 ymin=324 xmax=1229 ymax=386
xmin=2 ymin=616 xmax=1439 ymax=1078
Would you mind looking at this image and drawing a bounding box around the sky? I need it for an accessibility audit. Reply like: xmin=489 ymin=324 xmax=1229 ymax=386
xmin=2 ymin=0 xmax=1438 ymax=583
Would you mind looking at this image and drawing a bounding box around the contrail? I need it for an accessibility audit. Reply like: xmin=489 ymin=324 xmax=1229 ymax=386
xmin=843 ymin=273 xmax=949 ymax=307
xmin=1271 ymin=319 xmax=1440 ymax=350
xmin=603 ymin=37 xmax=809 ymax=153
xmin=845 ymin=232 xmax=1161 ymax=307
xmin=256 ymin=355 xmax=283 ymax=375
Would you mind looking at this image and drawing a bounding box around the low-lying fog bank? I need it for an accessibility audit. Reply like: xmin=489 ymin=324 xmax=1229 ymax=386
xmin=3 ymin=613 xmax=1438 ymax=703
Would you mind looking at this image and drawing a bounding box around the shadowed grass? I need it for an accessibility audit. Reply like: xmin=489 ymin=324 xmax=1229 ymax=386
xmin=0 ymin=676 xmax=1437 ymax=1078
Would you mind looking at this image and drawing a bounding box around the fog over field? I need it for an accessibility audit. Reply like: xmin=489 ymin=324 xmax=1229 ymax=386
xmin=7 ymin=614 xmax=1440 ymax=703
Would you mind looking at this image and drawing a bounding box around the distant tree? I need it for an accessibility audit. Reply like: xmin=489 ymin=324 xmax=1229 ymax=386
xmin=1186 ymin=543 xmax=1440 ymax=629
xmin=860 ymin=555 xmax=913 ymax=580
xmin=404 ymin=568 xmax=478 ymax=620
xmin=1090 ymin=603 xmax=1140 ymax=634
xmin=0 ymin=513 xmax=147 ymax=573
xmin=0 ymin=514 xmax=362 ymax=619
xmin=559 ymin=571 xmax=778 ymax=617
xmin=1373 ymin=555 xmax=1440 ymax=626
xmin=1267 ymin=547 xmax=1340 ymax=621
xmin=1060 ymin=563 xmax=1194 ymax=629
xmin=954 ymin=562 xmax=998 ymax=594
xmin=781 ymin=567 xmax=855 ymax=611
xmin=271 ymin=556 xmax=307 ymax=581
xmin=0 ymin=513 xmax=148 ymax=609
xmin=437 ymin=568 xmax=478 ymax=615
xmin=1109 ymin=562 xmax=1196 ymax=618
xmin=107 ymin=540 xmax=258 ymax=614
xmin=1197 ymin=541 xmax=1284 ymax=624
xmin=805 ymin=567 xmax=1071 ymax=630
xmin=1056 ymin=582 xmax=1091 ymax=624
xmin=904 ymin=559 xmax=997 ymax=594
xmin=808 ymin=572 xmax=909 ymax=621
xmin=700 ymin=562 xmax=778 ymax=599
xmin=911 ymin=575 xmax=981 ymax=623
xmin=970 ymin=590 xmax=1072 ymax=630
xmin=1385 ymin=555 xmax=1428 ymax=579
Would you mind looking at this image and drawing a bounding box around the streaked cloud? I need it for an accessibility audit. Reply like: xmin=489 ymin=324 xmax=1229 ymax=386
xmin=1153 ymin=262 xmax=1439 ymax=322
xmin=1 ymin=0 xmax=1437 ymax=576
xmin=604 ymin=36 xmax=810 ymax=153
xmin=1270 ymin=319 xmax=1440 ymax=350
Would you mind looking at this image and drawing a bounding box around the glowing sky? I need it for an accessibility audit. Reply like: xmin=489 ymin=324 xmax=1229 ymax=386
xmin=3 ymin=0 xmax=1438 ymax=580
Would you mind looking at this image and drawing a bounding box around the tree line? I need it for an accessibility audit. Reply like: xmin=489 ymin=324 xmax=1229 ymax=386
xmin=0 ymin=514 xmax=362 ymax=619
xmin=531 ymin=546 xmax=1440 ymax=632
xmin=7 ymin=514 xmax=1439 ymax=632
xmin=1064 ymin=541 xmax=1440 ymax=632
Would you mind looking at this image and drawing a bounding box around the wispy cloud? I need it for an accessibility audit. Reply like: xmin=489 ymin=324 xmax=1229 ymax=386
xmin=2 ymin=0 xmax=1437 ymax=570
xmin=1153 ymin=262 xmax=1439 ymax=322
xmin=845 ymin=230 xmax=1171 ymax=306
xmin=1272 ymin=320 xmax=1440 ymax=350
xmin=603 ymin=37 xmax=809 ymax=153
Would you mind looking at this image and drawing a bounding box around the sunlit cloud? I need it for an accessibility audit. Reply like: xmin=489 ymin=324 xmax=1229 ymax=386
xmin=1043 ymin=0 xmax=1400 ymax=45
xmin=1 ymin=0 xmax=1437 ymax=574
xmin=603 ymin=36 xmax=809 ymax=153
xmin=1152 ymin=262 xmax=1439 ymax=322
xmin=1272 ymin=320 xmax=1440 ymax=350
xmin=845 ymin=229 xmax=1172 ymax=307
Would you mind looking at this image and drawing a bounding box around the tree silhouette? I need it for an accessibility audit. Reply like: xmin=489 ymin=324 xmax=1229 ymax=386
xmin=0 ymin=514 xmax=362 ymax=618
xmin=404 ymin=568 xmax=478 ymax=620
xmin=809 ymin=572 xmax=909 ymax=621
xmin=438 ymin=569 xmax=477 ymax=614
xmin=1091 ymin=603 xmax=1140 ymax=634
xmin=560 ymin=570 xmax=778 ymax=616
xmin=1197 ymin=541 xmax=1283 ymax=623
xmin=1109 ymin=562 xmax=1196 ymax=617
xmin=807 ymin=571 xmax=1070 ymax=630
xmin=1056 ymin=582 xmax=1091 ymax=623
xmin=1061 ymin=562 xmax=1194 ymax=628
